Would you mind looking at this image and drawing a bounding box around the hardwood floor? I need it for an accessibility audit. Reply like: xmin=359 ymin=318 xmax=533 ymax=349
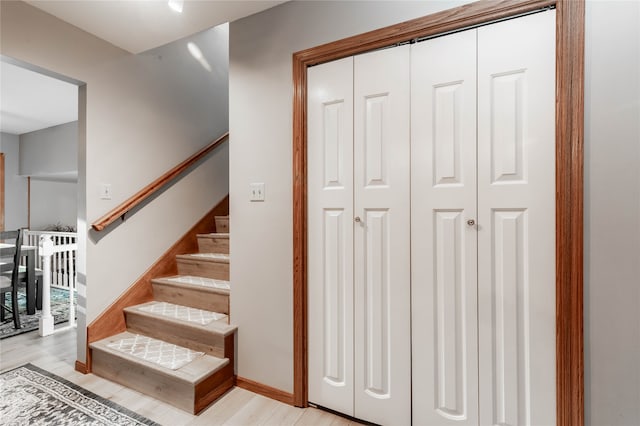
xmin=0 ymin=329 xmax=361 ymax=425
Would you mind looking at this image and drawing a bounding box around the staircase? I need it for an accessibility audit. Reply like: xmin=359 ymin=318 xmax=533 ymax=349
xmin=89 ymin=216 xmax=234 ymax=414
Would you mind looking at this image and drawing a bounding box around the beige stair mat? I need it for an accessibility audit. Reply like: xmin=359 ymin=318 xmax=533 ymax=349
xmin=187 ymin=253 xmax=229 ymax=261
xmin=106 ymin=334 xmax=204 ymax=370
xmin=136 ymin=301 xmax=227 ymax=325
xmin=165 ymin=275 xmax=230 ymax=290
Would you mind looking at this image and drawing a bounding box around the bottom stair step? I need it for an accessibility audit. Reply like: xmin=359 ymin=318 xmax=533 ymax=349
xmin=90 ymin=331 xmax=234 ymax=414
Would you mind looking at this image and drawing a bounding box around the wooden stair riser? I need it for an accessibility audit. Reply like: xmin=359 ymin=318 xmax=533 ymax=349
xmin=194 ymin=335 xmax=235 ymax=415
xmin=90 ymin=349 xmax=190 ymax=411
xmin=152 ymin=281 xmax=229 ymax=314
xmin=197 ymin=236 xmax=229 ymax=254
xmin=194 ymin=364 xmax=235 ymax=414
xmin=177 ymin=259 xmax=229 ymax=281
xmin=214 ymin=216 xmax=229 ymax=233
xmin=92 ymin=348 xmax=234 ymax=414
xmin=124 ymin=310 xmax=232 ymax=358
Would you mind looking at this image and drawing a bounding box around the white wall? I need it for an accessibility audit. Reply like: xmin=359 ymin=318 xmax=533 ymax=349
xmin=30 ymin=179 xmax=77 ymax=230
xmin=20 ymin=121 xmax=78 ymax=177
xmin=229 ymin=0 xmax=469 ymax=394
xmin=1 ymin=2 xmax=229 ymax=362
xmin=584 ymin=1 xmax=640 ymax=424
xmin=0 ymin=132 xmax=28 ymax=230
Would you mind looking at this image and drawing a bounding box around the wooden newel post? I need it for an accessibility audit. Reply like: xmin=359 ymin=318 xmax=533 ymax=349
xmin=39 ymin=235 xmax=54 ymax=336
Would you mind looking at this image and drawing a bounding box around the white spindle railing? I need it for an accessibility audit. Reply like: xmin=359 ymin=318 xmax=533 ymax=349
xmin=24 ymin=231 xmax=77 ymax=290
xmin=32 ymin=233 xmax=78 ymax=336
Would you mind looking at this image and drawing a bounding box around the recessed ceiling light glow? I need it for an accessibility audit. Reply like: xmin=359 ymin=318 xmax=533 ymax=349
xmin=187 ymin=42 xmax=212 ymax=72
xmin=187 ymin=42 xmax=203 ymax=60
xmin=168 ymin=0 xmax=183 ymax=13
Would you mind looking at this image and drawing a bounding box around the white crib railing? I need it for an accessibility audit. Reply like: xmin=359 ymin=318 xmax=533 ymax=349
xmin=23 ymin=231 xmax=77 ymax=289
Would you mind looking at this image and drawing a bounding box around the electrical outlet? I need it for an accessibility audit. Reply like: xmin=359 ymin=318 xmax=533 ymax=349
xmin=100 ymin=184 xmax=112 ymax=200
xmin=249 ymin=183 xmax=265 ymax=202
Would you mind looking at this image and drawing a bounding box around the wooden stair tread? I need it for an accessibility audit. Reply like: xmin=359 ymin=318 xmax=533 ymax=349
xmin=90 ymin=331 xmax=228 ymax=384
xmin=152 ymin=275 xmax=230 ymax=293
xmin=177 ymin=253 xmax=230 ymax=263
xmin=197 ymin=233 xmax=229 ymax=239
xmin=125 ymin=301 xmax=235 ymax=336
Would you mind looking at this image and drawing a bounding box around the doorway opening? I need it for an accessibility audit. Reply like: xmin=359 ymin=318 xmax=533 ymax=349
xmin=0 ymin=55 xmax=86 ymax=349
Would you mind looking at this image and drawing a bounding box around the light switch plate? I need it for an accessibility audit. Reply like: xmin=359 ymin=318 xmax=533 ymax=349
xmin=100 ymin=184 xmax=112 ymax=200
xmin=249 ymin=183 xmax=265 ymax=201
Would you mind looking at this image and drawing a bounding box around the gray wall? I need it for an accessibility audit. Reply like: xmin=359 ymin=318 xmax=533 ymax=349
xmin=20 ymin=121 xmax=78 ymax=177
xmin=584 ymin=1 xmax=640 ymax=424
xmin=1 ymin=2 xmax=230 ymax=363
xmin=230 ymin=0 xmax=640 ymax=422
xmin=30 ymin=179 xmax=77 ymax=230
xmin=0 ymin=132 xmax=28 ymax=230
xmin=20 ymin=121 xmax=78 ymax=230
xmin=229 ymin=0 xmax=469 ymax=394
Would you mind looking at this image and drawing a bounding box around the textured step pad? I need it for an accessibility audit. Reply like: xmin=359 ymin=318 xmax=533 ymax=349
xmin=125 ymin=301 xmax=236 ymax=357
xmin=134 ymin=301 xmax=228 ymax=325
xmin=107 ymin=333 xmax=205 ymax=370
xmin=197 ymin=233 xmax=229 ymax=254
xmin=176 ymin=253 xmax=229 ymax=280
xmin=180 ymin=253 xmax=230 ymax=262
xmin=152 ymin=276 xmax=230 ymax=313
xmin=90 ymin=331 xmax=234 ymax=414
xmin=163 ymin=275 xmax=230 ymax=291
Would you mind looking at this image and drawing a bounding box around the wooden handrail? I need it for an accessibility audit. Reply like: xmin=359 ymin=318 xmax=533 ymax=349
xmin=91 ymin=132 xmax=229 ymax=232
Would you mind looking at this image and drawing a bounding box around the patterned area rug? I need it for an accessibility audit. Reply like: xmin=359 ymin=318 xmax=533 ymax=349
xmin=0 ymin=364 xmax=160 ymax=425
xmin=0 ymin=287 xmax=77 ymax=339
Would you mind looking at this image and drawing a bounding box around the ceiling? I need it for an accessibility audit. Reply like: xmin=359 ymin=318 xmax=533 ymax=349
xmin=25 ymin=0 xmax=287 ymax=54
xmin=0 ymin=61 xmax=78 ymax=135
xmin=1 ymin=1 xmax=287 ymax=135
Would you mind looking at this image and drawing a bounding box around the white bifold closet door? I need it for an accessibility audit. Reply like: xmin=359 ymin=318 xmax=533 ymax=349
xmin=308 ymin=56 xmax=355 ymax=417
xmin=308 ymin=46 xmax=411 ymax=426
xmin=476 ymin=11 xmax=556 ymax=426
xmin=411 ymin=10 xmax=556 ymax=426
xmin=410 ymin=28 xmax=479 ymax=426
xmin=309 ymin=10 xmax=555 ymax=426
xmin=354 ymin=45 xmax=411 ymax=426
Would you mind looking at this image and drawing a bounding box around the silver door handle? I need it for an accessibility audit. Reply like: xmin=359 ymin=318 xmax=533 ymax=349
xmin=355 ymin=216 xmax=361 ymax=223
xmin=467 ymin=219 xmax=476 ymax=226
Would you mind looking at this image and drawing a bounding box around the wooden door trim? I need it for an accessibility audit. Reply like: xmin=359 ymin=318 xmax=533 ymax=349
xmin=292 ymin=1 xmax=584 ymax=424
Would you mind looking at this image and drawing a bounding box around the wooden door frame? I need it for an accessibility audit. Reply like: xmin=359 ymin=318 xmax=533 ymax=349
xmin=292 ymin=0 xmax=584 ymax=424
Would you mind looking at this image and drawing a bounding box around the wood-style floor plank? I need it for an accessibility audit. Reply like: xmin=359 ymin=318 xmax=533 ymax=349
xmin=0 ymin=328 xmax=361 ymax=425
xmin=263 ymin=402 xmax=306 ymax=426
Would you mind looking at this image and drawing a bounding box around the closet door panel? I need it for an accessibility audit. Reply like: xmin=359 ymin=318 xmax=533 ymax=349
xmin=354 ymin=44 xmax=411 ymax=426
xmin=477 ymin=11 xmax=556 ymax=426
xmin=308 ymin=57 xmax=355 ymax=415
xmin=411 ymin=29 xmax=479 ymax=426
